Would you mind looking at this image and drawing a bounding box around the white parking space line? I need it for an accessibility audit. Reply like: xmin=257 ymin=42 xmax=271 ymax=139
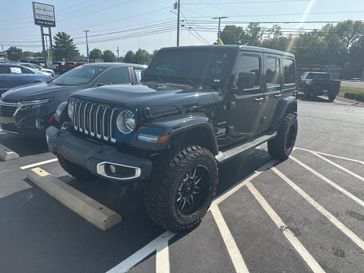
xmin=295 ymin=147 xmax=364 ymax=165
xmin=210 ymin=204 xmax=250 ymax=273
xmin=246 ymin=182 xmax=326 ymax=273
xmin=155 ymin=238 xmax=170 ymax=273
xmin=272 ymin=167 xmax=364 ymax=251
xmin=310 ymin=152 xmax=364 ymax=182
xmin=290 ymin=156 xmax=364 ymax=208
xmin=214 ymin=160 xmax=277 ymax=205
xmin=106 ymin=231 xmax=175 ymax=273
xmin=20 ymin=158 xmax=58 ymax=170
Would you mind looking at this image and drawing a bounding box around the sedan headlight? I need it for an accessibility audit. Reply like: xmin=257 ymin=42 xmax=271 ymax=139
xmin=68 ymin=101 xmax=75 ymax=119
xmin=116 ymin=110 xmax=136 ymax=134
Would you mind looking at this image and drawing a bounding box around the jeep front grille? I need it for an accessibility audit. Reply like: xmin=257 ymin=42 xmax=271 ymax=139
xmin=70 ymin=99 xmax=118 ymax=143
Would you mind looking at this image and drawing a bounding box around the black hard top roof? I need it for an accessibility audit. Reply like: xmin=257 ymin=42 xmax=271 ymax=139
xmin=160 ymin=45 xmax=295 ymax=58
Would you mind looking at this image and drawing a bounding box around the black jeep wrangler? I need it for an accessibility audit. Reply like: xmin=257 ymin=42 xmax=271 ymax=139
xmin=46 ymin=46 xmax=298 ymax=232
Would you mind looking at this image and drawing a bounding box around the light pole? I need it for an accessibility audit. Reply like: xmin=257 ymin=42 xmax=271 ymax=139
xmin=212 ymin=16 xmax=227 ymax=44
xmin=174 ymin=0 xmax=181 ymax=46
xmin=83 ymin=30 xmax=90 ymax=63
xmin=117 ymin=46 xmax=120 ymax=61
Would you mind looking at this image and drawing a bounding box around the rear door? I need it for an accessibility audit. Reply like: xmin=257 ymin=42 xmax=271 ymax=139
xmin=260 ymin=54 xmax=283 ymax=132
xmin=0 ymin=66 xmax=11 ymax=91
xmin=223 ymin=52 xmax=266 ymax=145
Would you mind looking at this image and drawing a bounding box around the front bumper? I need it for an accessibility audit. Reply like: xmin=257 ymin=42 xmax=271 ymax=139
xmin=46 ymin=126 xmax=152 ymax=182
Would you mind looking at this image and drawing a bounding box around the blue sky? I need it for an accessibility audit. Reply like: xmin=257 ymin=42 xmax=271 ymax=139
xmin=0 ymin=0 xmax=364 ymax=56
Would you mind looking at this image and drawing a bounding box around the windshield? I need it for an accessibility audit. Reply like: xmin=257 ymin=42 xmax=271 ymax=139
xmin=306 ymin=73 xmax=331 ymax=80
xmin=51 ymin=65 xmax=106 ymax=86
xmin=143 ymin=48 xmax=237 ymax=87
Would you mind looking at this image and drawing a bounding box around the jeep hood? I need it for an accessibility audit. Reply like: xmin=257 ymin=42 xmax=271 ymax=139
xmin=1 ymin=82 xmax=81 ymax=103
xmin=72 ymin=84 xmax=222 ymax=116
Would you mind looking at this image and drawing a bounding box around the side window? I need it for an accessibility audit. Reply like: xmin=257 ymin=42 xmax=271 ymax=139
xmin=21 ymin=67 xmax=34 ymax=74
xmin=265 ymin=56 xmax=281 ymax=86
xmin=0 ymin=66 xmax=10 ymax=74
xmin=134 ymin=69 xmax=142 ymax=82
xmin=283 ymin=58 xmax=295 ymax=84
xmin=98 ymin=67 xmax=130 ymax=84
xmin=10 ymin=67 xmax=22 ymax=74
xmin=235 ymin=55 xmax=261 ymax=91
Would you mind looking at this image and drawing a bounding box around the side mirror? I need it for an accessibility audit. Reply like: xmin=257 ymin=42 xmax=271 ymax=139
xmin=237 ymin=72 xmax=255 ymax=90
xmin=96 ymin=82 xmax=109 ymax=87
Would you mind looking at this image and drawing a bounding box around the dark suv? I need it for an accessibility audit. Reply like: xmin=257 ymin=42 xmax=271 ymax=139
xmin=47 ymin=46 xmax=298 ymax=232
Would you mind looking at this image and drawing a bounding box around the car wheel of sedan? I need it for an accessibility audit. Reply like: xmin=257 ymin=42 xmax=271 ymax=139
xmin=144 ymin=145 xmax=218 ymax=232
xmin=57 ymin=155 xmax=93 ymax=181
xmin=328 ymin=93 xmax=336 ymax=102
xmin=268 ymin=113 xmax=298 ymax=160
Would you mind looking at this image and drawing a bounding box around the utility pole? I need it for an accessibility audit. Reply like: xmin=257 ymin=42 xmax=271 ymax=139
xmin=212 ymin=16 xmax=228 ymax=44
xmin=83 ymin=30 xmax=90 ymax=63
xmin=175 ymin=0 xmax=181 ymax=46
xmin=117 ymin=46 xmax=120 ymax=61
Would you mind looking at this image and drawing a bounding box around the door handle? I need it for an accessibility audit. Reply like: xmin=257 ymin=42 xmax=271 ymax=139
xmin=274 ymin=94 xmax=282 ymax=98
xmin=254 ymin=97 xmax=264 ymax=102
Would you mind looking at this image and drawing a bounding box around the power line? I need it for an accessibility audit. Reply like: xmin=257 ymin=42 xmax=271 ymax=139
xmin=183 ymin=0 xmax=310 ymax=5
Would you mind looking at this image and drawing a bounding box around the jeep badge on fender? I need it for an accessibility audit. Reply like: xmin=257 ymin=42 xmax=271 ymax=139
xmin=46 ymin=45 xmax=298 ymax=232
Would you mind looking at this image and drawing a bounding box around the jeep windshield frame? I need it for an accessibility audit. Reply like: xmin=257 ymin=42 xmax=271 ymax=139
xmin=142 ymin=47 xmax=239 ymax=90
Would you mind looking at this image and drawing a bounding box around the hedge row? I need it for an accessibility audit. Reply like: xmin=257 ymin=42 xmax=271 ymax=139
xmin=344 ymin=92 xmax=364 ymax=102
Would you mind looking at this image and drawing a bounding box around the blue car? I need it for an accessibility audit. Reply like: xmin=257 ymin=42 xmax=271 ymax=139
xmin=0 ymin=63 xmax=53 ymax=95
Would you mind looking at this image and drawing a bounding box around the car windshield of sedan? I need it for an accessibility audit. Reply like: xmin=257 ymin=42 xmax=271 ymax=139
xmin=143 ymin=48 xmax=236 ymax=88
xmin=51 ymin=65 xmax=106 ymax=86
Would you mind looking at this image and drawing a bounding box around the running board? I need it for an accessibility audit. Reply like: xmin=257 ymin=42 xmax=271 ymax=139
xmin=215 ymin=132 xmax=277 ymax=163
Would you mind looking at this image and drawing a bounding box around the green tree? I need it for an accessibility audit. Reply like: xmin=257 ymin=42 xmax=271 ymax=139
xmin=123 ymin=50 xmax=136 ymax=63
xmin=243 ymin=23 xmax=263 ymax=46
xmin=220 ymin=25 xmax=245 ymax=45
xmin=335 ymin=20 xmax=364 ymax=50
xmin=89 ymin=48 xmax=103 ymax=61
xmin=102 ymin=50 xmax=116 ymax=62
xmin=6 ymin=46 xmax=23 ymax=61
xmin=134 ymin=49 xmax=152 ymax=64
xmin=53 ymin=32 xmax=79 ymax=61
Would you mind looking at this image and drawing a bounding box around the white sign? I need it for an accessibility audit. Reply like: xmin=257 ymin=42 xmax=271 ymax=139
xmin=33 ymin=2 xmax=55 ymax=27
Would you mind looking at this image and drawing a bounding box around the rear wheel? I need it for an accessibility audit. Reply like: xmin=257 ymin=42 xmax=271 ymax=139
xmin=268 ymin=113 xmax=297 ymax=160
xmin=328 ymin=93 xmax=336 ymax=102
xmin=57 ymin=155 xmax=93 ymax=180
xmin=144 ymin=145 xmax=218 ymax=232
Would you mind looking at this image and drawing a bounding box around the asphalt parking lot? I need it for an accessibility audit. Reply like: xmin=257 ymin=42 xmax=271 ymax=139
xmin=0 ymin=96 xmax=363 ymax=273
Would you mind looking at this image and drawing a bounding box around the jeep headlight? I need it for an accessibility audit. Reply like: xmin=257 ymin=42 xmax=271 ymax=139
xmin=116 ymin=110 xmax=136 ymax=134
xmin=68 ymin=101 xmax=75 ymax=119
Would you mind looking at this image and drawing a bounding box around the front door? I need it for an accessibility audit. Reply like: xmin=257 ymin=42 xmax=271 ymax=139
xmin=217 ymin=52 xmax=266 ymax=148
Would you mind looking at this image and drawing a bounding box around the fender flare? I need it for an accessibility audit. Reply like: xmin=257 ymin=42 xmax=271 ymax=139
xmin=271 ymin=96 xmax=297 ymax=130
xmin=132 ymin=113 xmax=219 ymax=154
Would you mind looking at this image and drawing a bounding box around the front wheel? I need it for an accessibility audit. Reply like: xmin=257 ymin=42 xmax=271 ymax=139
xmin=268 ymin=113 xmax=298 ymax=160
xmin=144 ymin=145 xmax=218 ymax=232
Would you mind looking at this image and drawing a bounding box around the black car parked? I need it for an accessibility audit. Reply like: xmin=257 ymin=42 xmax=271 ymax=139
xmin=0 ymin=62 xmax=146 ymax=136
xmin=299 ymin=72 xmax=341 ymax=101
xmin=47 ymin=45 xmax=298 ymax=232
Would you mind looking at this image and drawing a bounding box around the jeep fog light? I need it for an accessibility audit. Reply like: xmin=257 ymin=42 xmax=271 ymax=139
xmin=116 ymin=110 xmax=135 ymax=134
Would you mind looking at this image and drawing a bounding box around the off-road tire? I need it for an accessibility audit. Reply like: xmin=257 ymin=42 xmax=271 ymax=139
xmin=57 ymin=155 xmax=93 ymax=180
xmin=268 ymin=113 xmax=298 ymax=160
xmin=144 ymin=145 xmax=218 ymax=232
xmin=328 ymin=93 xmax=336 ymax=102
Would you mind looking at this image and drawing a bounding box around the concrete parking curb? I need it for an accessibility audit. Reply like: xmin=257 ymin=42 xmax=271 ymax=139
xmin=0 ymin=143 xmax=20 ymax=161
xmin=27 ymin=167 xmax=122 ymax=230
